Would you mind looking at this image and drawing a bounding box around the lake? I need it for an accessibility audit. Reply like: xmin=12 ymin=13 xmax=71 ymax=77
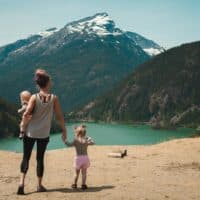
xmin=0 ymin=122 xmax=195 ymax=152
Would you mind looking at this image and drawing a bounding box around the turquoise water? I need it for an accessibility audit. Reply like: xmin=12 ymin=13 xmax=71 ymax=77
xmin=0 ymin=122 xmax=195 ymax=152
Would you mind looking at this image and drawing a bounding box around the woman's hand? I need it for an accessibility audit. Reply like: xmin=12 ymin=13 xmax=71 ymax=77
xmin=62 ymin=131 xmax=67 ymax=142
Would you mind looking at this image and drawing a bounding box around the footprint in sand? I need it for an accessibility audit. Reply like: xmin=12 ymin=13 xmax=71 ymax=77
xmin=164 ymin=162 xmax=200 ymax=171
xmin=131 ymin=156 xmax=145 ymax=160
xmin=0 ymin=175 xmax=19 ymax=183
xmin=146 ymin=153 xmax=159 ymax=157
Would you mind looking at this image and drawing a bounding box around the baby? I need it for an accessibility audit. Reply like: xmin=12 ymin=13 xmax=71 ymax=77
xmin=18 ymin=90 xmax=31 ymax=139
xmin=65 ymin=125 xmax=94 ymax=190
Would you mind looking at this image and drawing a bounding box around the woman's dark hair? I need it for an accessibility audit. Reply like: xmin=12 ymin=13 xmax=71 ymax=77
xmin=34 ymin=70 xmax=50 ymax=88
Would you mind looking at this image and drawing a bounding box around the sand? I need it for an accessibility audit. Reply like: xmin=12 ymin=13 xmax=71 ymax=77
xmin=0 ymin=137 xmax=200 ymax=200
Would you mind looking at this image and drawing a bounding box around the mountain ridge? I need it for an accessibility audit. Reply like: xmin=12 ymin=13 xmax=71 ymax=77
xmin=0 ymin=13 xmax=163 ymax=60
xmin=70 ymin=41 xmax=200 ymax=128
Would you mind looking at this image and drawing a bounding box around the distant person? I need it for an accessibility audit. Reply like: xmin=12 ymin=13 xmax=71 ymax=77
xmin=107 ymin=149 xmax=127 ymax=158
xmin=65 ymin=125 xmax=94 ymax=190
xmin=18 ymin=90 xmax=32 ymax=139
xmin=17 ymin=69 xmax=67 ymax=195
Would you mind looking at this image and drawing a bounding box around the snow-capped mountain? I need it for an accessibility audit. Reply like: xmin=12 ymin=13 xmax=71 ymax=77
xmin=0 ymin=28 xmax=58 ymax=62
xmin=56 ymin=12 xmax=164 ymax=55
xmin=0 ymin=12 xmax=163 ymax=61
xmin=0 ymin=13 xmax=162 ymax=111
xmin=65 ymin=13 xmax=122 ymax=36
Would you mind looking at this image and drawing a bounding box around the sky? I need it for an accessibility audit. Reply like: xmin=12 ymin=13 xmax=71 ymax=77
xmin=0 ymin=0 xmax=199 ymax=48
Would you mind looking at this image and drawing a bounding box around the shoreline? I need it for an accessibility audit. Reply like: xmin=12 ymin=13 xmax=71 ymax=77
xmin=0 ymin=135 xmax=196 ymax=153
xmin=0 ymin=121 xmax=196 ymax=142
xmin=67 ymin=119 xmax=199 ymax=129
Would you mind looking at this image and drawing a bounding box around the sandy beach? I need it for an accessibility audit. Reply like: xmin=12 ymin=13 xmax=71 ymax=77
xmin=0 ymin=137 xmax=200 ymax=200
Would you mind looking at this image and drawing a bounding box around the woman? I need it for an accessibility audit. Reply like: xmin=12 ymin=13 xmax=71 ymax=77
xmin=17 ymin=69 xmax=67 ymax=195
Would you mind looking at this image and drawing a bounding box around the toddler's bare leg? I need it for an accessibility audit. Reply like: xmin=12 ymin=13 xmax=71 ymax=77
xmin=81 ymin=168 xmax=87 ymax=185
xmin=74 ymin=169 xmax=80 ymax=184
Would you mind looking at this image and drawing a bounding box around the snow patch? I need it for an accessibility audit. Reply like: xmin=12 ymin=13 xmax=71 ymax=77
xmin=66 ymin=14 xmax=123 ymax=36
xmin=67 ymin=25 xmax=83 ymax=34
xmin=38 ymin=28 xmax=58 ymax=38
xmin=79 ymin=15 xmax=111 ymax=27
xmin=143 ymin=48 xmax=164 ymax=56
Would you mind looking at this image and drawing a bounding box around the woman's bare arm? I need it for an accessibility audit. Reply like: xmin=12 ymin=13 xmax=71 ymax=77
xmin=54 ymin=96 xmax=67 ymax=142
xmin=23 ymin=95 xmax=36 ymax=116
xmin=20 ymin=95 xmax=36 ymax=132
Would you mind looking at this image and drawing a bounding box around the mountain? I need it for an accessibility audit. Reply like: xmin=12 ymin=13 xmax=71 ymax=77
xmin=0 ymin=98 xmax=20 ymax=138
xmin=0 ymin=27 xmax=58 ymax=63
xmin=0 ymin=13 xmax=162 ymax=112
xmin=71 ymin=41 xmax=200 ymax=128
xmin=0 ymin=35 xmax=41 ymax=63
xmin=126 ymin=32 xmax=164 ymax=56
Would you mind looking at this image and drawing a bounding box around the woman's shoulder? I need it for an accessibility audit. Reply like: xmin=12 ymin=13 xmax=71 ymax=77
xmin=29 ymin=94 xmax=37 ymax=101
xmin=52 ymin=94 xmax=58 ymax=101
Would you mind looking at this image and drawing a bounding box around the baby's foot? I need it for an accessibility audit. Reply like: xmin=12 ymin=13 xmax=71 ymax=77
xmin=19 ymin=133 xmax=24 ymax=140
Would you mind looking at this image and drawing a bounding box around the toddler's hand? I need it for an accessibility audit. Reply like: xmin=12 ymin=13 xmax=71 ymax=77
xmin=86 ymin=136 xmax=92 ymax=141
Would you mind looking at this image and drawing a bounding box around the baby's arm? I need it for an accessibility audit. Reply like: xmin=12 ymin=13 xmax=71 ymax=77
xmin=18 ymin=105 xmax=27 ymax=114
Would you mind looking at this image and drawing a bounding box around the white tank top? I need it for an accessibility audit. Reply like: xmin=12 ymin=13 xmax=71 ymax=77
xmin=26 ymin=93 xmax=54 ymax=138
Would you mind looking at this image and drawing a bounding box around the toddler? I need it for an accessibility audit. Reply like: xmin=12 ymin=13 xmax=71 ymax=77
xmin=18 ymin=90 xmax=31 ymax=139
xmin=65 ymin=125 xmax=94 ymax=190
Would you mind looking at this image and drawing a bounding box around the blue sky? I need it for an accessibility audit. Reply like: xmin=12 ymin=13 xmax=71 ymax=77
xmin=0 ymin=0 xmax=199 ymax=48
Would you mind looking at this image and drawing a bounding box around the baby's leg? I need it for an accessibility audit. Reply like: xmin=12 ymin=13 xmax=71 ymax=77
xmin=73 ymin=169 xmax=80 ymax=185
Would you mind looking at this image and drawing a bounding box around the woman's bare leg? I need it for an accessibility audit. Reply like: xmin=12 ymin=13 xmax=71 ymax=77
xmin=38 ymin=177 xmax=43 ymax=187
xmin=19 ymin=173 xmax=26 ymax=186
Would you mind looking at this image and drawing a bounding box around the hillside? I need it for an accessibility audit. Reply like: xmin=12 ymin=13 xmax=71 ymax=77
xmin=0 ymin=96 xmax=62 ymax=138
xmin=71 ymin=41 xmax=200 ymax=128
xmin=0 ymin=13 xmax=164 ymax=112
xmin=0 ymin=98 xmax=20 ymax=138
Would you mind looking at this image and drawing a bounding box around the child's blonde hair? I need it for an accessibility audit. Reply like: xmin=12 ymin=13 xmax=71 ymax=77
xmin=20 ymin=91 xmax=31 ymax=103
xmin=74 ymin=125 xmax=86 ymax=137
